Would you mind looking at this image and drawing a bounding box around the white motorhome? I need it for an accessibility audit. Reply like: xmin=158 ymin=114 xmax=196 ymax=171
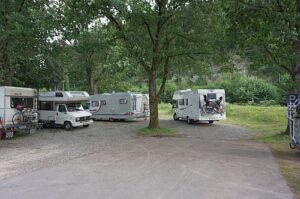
xmin=0 ymin=86 xmax=38 ymax=138
xmin=89 ymin=92 xmax=149 ymax=121
xmin=172 ymin=89 xmax=226 ymax=124
xmin=38 ymin=91 xmax=93 ymax=130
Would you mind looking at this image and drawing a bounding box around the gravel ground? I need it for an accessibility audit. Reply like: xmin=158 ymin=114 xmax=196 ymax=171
xmin=0 ymin=119 xmax=294 ymax=199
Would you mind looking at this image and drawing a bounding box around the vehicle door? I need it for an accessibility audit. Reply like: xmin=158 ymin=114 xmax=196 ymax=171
xmin=56 ymin=104 xmax=68 ymax=125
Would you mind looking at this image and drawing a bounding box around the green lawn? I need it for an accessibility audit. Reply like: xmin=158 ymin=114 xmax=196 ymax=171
xmin=222 ymin=104 xmax=289 ymax=143
xmin=138 ymin=127 xmax=176 ymax=137
xmin=158 ymin=103 xmax=300 ymax=198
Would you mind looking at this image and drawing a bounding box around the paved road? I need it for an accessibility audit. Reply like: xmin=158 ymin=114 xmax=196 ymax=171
xmin=0 ymin=120 xmax=294 ymax=199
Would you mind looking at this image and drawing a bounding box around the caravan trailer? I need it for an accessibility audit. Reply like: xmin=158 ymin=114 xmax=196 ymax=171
xmin=0 ymin=86 xmax=38 ymax=138
xmin=38 ymin=91 xmax=93 ymax=130
xmin=172 ymin=89 xmax=226 ymax=124
xmin=89 ymin=92 xmax=149 ymax=121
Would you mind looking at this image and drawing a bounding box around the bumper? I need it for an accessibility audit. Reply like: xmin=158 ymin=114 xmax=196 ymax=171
xmin=72 ymin=120 xmax=93 ymax=127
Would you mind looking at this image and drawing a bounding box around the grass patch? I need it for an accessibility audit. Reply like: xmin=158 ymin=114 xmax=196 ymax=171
xmin=221 ymin=104 xmax=288 ymax=143
xmin=138 ymin=127 xmax=176 ymax=137
xmin=158 ymin=103 xmax=173 ymax=119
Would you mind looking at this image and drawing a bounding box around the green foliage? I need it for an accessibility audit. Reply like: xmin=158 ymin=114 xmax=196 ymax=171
xmin=223 ymin=0 xmax=299 ymax=88
xmin=160 ymin=81 xmax=177 ymax=103
xmin=205 ymin=73 xmax=281 ymax=104
xmin=138 ymin=127 xmax=176 ymax=137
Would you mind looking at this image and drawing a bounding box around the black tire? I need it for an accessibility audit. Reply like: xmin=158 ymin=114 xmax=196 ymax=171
xmin=173 ymin=113 xmax=179 ymax=121
xmin=64 ymin=121 xmax=73 ymax=130
xmin=209 ymin=120 xmax=214 ymax=124
xmin=187 ymin=117 xmax=193 ymax=124
xmin=83 ymin=124 xmax=89 ymax=127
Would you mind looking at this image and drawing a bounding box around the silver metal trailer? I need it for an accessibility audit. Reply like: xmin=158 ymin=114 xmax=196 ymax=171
xmin=0 ymin=86 xmax=38 ymax=139
xmin=89 ymin=92 xmax=149 ymax=121
xmin=172 ymin=89 xmax=226 ymax=124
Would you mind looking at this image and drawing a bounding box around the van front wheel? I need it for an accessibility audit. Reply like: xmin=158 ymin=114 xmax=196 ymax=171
xmin=64 ymin=121 xmax=73 ymax=130
xmin=173 ymin=113 xmax=179 ymax=121
xmin=187 ymin=117 xmax=193 ymax=124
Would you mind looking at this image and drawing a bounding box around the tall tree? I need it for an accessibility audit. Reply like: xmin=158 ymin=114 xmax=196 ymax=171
xmin=0 ymin=0 xmax=58 ymax=87
xmin=63 ymin=0 xmax=227 ymax=128
xmin=225 ymin=0 xmax=300 ymax=93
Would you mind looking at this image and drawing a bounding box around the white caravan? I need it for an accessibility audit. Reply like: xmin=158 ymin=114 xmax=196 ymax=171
xmin=38 ymin=91 xmax=93 ymax=130
xmin=172 ymin=89 xmax=226 ymax=124
xmin=0 ymin=86 xmax=38 ymax=138
xmin=89 ymin=92 xmax=149 ymax=121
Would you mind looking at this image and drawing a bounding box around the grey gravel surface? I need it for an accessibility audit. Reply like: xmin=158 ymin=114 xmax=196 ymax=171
xmin=0 ymin=120 xmax=294 ymax=199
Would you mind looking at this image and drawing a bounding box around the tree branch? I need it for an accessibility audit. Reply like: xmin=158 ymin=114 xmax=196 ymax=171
xmin=143 ymin=20 xmax=154 ymax=45
xmin=105 ymin=14 xmax=122 ymax=31
xmin=157 ymin=57 xmax=169 ymax=98
xmin=18 ymin=0 xmax=26 ymax=13
xmin=239 ymin=1 xmax=284 ymax=13
xmin=168 ymin=51 xmax=214 ymax=58
xmin=140 ymin=59 xmax=151 ymax=73
xmin=264 ymin=47 xmax=293 ymax=74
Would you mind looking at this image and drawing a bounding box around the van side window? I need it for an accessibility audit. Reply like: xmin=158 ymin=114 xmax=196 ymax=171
xmin=179 ymin=99 xmax=184 ymax=106
xmin=101 ymin=100 xmax=106 ymax=105
xmin=11 ymin=97 xmax=33 ymax=109
xmin=186 ymin=99 xmax=188 ymax=105
xmin=119 ymin=98 xmax=127 ymax=104
xmin=39 ymin=101 xmax=53 ymax=110
xmin=58 ymin=105 xmax=67 ymax=112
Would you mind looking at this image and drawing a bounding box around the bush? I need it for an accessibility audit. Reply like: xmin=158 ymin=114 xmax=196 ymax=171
xmin=205 ymin=73 xmax=281 ymax=104
xmin=160 ymin=81 xmax=177 ymax=103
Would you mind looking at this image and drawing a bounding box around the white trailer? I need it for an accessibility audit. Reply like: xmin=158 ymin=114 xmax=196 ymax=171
xmin=0 ymin=86 xmax=38 ymax=138
xmin=89 ymin=92 xmax=149 ymax=121
xmin=172 ymin=89 xmax=226 ymax=124
xmin=38 ymin=91 xmax=93 ymax=130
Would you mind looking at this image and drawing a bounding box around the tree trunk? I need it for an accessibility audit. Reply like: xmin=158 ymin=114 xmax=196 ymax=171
xmin=2 ymin=49 xmax=12 ymax=86
xmin=86 ymin=66 xmax=95 ymax=94
xmin=148 ymin=69 xmax=159 ymax=128
xmin=91 ymin=79 xmax=98 ymax=95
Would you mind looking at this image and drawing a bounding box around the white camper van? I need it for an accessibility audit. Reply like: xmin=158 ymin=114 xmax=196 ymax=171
xmin=0 ymin=86 xmax=38 ymax=138
xmin=172 ymin=89 xmax=226 ymax=124
xmin=38 ymin=91 xmax=93 ymax=130
xmin=89 ymin=92 xmax=149 ymax=121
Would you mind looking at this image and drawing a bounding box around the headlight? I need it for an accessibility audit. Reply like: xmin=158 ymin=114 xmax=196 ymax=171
xmin=76 ymin=117 xmax=80 ymax=122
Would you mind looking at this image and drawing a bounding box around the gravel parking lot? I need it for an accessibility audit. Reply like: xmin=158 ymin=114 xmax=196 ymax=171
xmin=0 ymin=120 xmax=294 ymax=199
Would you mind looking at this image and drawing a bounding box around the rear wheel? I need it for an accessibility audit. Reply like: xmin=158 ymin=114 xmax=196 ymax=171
xmin=209 ymin=120 xmax=214 ymax=124
xmin=173 ymin=113 xmax=179 ymax=121
xmin=187 ymin=117 xmax=193 ymax=124
xmin=83 ymin=124 xmax=89 ymax=127
xmin=64 ymin=121 xmax=73 ymax=130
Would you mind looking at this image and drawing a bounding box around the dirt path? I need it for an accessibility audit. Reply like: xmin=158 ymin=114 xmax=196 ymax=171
xmin=0 ymin=120 xmax=294 ymax=199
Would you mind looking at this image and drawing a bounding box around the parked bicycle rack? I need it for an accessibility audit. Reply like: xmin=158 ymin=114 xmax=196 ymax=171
xmin=288 ymin=99 xmax=300 ymax=149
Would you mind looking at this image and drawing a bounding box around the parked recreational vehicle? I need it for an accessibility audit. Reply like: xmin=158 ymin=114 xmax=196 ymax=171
xmin=38 ymin=91 xmax=93 ymax=130
xmin=89 ymin=92 xmax=149 ymax=121
xmin=0 ymin=86 xmax=38 ymax=138
xmin=172 ymin=89 xmax=226 ymax=124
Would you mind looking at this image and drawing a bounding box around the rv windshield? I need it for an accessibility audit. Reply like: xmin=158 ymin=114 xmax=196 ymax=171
xmin=66 ymin=103 xmax=84 ymax=112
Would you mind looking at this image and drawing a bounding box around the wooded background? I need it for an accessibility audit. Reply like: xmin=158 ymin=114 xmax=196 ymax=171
xmin=0 ymin=0 xmax=299 ymax=128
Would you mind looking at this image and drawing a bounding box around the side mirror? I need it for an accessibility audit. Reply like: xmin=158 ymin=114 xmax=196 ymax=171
xmin=172 ymin=104 xmax=175 ymax=109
